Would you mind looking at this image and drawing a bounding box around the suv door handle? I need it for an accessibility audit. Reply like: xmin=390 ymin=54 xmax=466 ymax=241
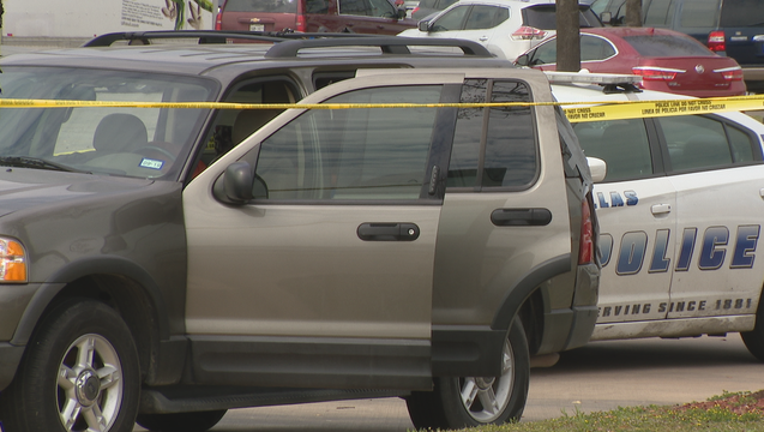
xmin=479 ymin=36 xmax=489 ymax=41
xmin=491 ymin=208 xmax=552 ymax=226
xmin=651 ymin=204 xmax=671 ymax=215
xmin=357 ymin=223 xmax=421 ymax=241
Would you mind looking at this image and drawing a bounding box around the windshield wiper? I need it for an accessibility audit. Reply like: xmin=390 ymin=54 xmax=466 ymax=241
xmin=0 ymin=156 xmax=91 ymax=174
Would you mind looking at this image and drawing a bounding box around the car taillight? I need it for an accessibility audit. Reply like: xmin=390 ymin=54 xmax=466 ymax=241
xmin=708 ymin=30 xmax=726 ymax=52
xmin=215 ymin=12 xmax=223 ymax=30
xmin=510 ymin=26 xmax=547 ymax=40
xmin=632 ymin=66 xmax=684 ymax=81
xmin=578 ymin=198 xmax=594 ymax=265
xmin=715 ymin=66 xmax=744 ymax=81
xmin=296 ymin=14 xmax=307 ymax=32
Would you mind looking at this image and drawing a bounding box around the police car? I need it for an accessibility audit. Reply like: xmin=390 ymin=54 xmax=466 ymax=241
xmin=550 ymin=72 xmax=764 ymax=361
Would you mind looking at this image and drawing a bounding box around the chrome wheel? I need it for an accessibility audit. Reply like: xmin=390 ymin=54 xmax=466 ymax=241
xmin=458 ymin=341 xmax=514 ymax=422
xmin=57 ymin=334 xmax=124 ymax=432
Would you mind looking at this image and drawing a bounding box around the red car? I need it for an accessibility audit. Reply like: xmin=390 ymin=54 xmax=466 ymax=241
xmin=514 ymin=27 xmax=746 ymax=97
xmin=216 ymin=0 xmax=415 ymax=35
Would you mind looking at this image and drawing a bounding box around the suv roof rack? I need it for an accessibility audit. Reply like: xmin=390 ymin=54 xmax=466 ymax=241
xmin=83 ymin=30 xmax=376 ymax=47
xmin=544 ymin=71 xmax=642 ymax=94
xmin=264 ymin=37 xmax=492 ymax=57
xmin=83 ymin=31 xmax=493 ymax=57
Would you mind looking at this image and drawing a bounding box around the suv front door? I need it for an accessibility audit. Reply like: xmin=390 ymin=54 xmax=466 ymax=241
xmin=183 ymin=74 xmax=465 ymax=390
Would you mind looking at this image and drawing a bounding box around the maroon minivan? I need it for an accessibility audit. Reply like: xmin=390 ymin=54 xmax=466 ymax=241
xmin=216 ymin=0 xmax=416 ymax=35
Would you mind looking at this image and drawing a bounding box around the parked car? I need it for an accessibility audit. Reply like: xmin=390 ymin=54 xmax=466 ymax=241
xmin=216 ymin=0 xmax=415 ymax=34
xmin=516 ymin=27 xmax=746 ymax=97
xmin=398 ymin=0 xmax=603 ymax=60
xmin=0 ymin=31 xmax=600 ymax=432
xmin=550 ymin=71 xmax=764 ymax=361
xmin=591 ymin=0 xmax=764 ymax=93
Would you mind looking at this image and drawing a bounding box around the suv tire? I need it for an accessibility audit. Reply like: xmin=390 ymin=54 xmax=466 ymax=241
xmin=135 ymin=409 xmax=228 ymax=432
xmin=405 ymin=316 xmax=530 ymax=429
xmin=0 ymin=300 xmax=140 ymax=432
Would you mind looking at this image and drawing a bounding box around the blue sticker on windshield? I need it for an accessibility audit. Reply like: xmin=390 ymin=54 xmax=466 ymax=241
xmin=139 ymin=158 xmax=165 ymax=170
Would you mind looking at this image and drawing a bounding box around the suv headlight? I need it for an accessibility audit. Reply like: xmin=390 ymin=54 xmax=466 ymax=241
xmin=0 ymin=238 xmax=27 ymax=283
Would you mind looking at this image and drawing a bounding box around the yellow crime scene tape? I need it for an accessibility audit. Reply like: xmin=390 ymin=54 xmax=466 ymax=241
xmin=1 ymin=94 xmax=764 ymax=123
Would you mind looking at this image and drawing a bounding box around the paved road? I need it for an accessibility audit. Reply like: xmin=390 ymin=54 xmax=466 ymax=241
xmin=133 ymin=334 xmax=762 ymax=431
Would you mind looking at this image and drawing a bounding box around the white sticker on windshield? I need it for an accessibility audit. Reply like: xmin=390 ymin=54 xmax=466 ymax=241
xmin=139 ymin=158 xmax=165 ymax=170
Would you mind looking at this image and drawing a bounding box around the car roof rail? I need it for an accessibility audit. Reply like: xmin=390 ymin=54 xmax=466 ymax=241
xmin=83 ymin=30 xmax=376 ymax=47
xmin=264 ymin=37 xmax=493 ymax=57
xmin=545 ymin=71 xmax=643 ymax=94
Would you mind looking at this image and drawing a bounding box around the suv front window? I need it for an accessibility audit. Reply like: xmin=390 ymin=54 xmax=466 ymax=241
xmin=0 ymin=67 xmax=216 ymax=179
xmin=254 ymin=85 xmax=443 ymax=200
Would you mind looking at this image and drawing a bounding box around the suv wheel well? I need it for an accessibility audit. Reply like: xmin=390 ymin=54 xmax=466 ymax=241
xmin=518 ymin=289 xmax=544 ymax=356
xmin=41 ymin=275 xmax=160 ymax=383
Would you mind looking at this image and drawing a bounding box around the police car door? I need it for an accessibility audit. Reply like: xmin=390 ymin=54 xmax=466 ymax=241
xmin=574 ymin=117 xmax=677 ymax=336
xmin=659 ymin=114 xmax=764 ymax=324
xmin=182 ymin=73 xmax=463 ymax=390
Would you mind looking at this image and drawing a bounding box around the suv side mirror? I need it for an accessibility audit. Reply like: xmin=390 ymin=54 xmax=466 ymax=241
xmin=418 ymin=20 xmax=430 ymax=32
xmin=214 ymin=161 xmax=255 ymax=204
xmin=586 ymin=157 xmax=607 ymax=183
xmin=600 ymin=12 xmax=612 ymax=25
xmin=398 ymin=8 xmax=407 ymax=19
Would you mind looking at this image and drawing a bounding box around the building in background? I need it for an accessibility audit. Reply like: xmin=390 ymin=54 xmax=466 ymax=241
xmin=3 ymin=0 xmax=214 ymax=40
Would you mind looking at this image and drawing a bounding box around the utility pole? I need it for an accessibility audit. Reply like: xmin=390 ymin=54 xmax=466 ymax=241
xmin=624 ymin=0 xmax=643 ymax=26
xmin=556 ymin=0 xmax=580 ymax=72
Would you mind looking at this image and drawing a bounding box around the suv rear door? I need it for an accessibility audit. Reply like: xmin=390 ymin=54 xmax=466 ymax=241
xmin=182 ymin=73 xmax=464 ymax=390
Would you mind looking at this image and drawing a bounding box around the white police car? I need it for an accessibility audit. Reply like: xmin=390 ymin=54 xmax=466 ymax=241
xmin=550 ymin=72 xmax=764 ymax=361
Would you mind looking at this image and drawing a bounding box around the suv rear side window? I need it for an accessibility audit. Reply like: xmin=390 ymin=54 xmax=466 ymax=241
xmin=644 ymin=0 xmax=675 ymax=27
xmin=463 ymin=6 xmax=509 ymax=30
xmin=447 ymin=79 xmax=538 ymax=189
xmin=623 ymin=35 xmax=713 ymax=56
xmin=224 ymin=0 xmax=298 ymax=13
xmin=720 ymin=0 xmax=764 ymax=27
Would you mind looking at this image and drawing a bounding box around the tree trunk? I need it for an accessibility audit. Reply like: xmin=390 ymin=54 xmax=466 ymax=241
xmin=556 ymin=0 xmax=580 ymax=72
xmin=624 ymin=0 xmax=642 ymax=27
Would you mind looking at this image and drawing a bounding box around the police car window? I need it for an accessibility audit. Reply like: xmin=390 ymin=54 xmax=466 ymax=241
xmin=659 ymin=115 xmax=733 ymax=171
xmin=580 ymin=35 xmax=616 ymax=61
xmin=727 ymin=126 xmax=755 ymax=163
xmin=573 ymin=118 xmax=652 ymax=182
xmin=432 ymin=5 xmax=470 ymax=31
xmin=447 ymin=79 xmax=537 ymax=189
xmin=255 ymin=85 xmax=442 ymax=200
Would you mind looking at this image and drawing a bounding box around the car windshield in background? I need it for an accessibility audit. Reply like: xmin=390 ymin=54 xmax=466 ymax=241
xmin=522 ymin=5 xmax=602 ymax=30
xmin=719 ymin=0 xmax=764 ymax=27
xmin=623 ymin=35 xmax=714 ymax=56
xmin=0 ymin=67 xmax=216 ymax=179
xmin=222 ymin=0 xmax=298 ymax=13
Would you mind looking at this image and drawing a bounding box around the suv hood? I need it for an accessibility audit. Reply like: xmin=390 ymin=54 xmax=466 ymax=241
xmin=0 ymin=168 xmax=153 ymax=218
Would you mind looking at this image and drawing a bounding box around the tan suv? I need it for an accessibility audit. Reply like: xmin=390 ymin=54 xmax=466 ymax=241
xmin=0 ymin=32 xmax=599 ymax=432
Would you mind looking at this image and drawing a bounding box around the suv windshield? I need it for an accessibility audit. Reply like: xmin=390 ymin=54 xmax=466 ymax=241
xmin=720 ymin=0 xmax=764 ymax=27
xmin=224 ymin=0 xmax=299 ymax=13
xmin=623 ymin=35 xmax=713 ymax=56
xmin=523 ymin=5 xmax=602 ymax=29
xmin=0 ymin=67 xmax=216 ymax=179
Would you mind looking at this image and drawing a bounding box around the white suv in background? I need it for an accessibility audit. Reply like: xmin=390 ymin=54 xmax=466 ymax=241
xmin=399 ymin=0 xmax=602 ymax=59
xmin=551 ymin=72 xmax=764 ymax=361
